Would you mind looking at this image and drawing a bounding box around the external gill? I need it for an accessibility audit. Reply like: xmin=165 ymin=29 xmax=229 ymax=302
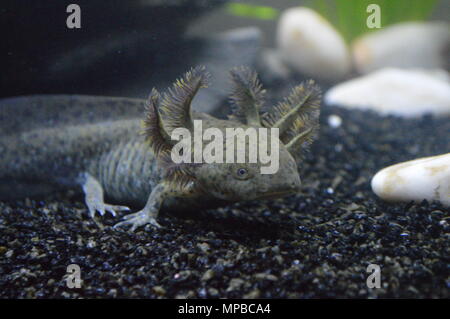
xmin=228 ymin=68 xmax=321 ymax=161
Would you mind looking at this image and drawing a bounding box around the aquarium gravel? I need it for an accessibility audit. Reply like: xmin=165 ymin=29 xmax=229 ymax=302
xmin=0 ymin=89 xmax=448 ymax=298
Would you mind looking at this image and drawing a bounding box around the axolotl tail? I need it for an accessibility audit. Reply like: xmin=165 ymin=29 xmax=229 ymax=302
xmin=0 ymin=95 xmax=146 ymax=199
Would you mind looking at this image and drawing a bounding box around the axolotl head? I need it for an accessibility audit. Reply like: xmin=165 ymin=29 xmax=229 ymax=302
xmin=192 ymin=128 xmax=302 ymax=201
xmin=144 ymin=66 xmax=321 ymax=203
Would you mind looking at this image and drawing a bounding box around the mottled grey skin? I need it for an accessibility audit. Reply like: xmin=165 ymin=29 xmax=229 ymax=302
xmin=0 ymin=109 xmax=226 ymax=210
xmin=0 ymin=67 xmax=320 ymax=231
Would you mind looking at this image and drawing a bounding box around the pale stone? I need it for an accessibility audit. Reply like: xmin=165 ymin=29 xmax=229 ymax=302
xmin=327 ymin=114 xmax=342 ymax=128
xmin=277 ymin=7 xmax=351 ymax=81
xmin=324 ymin=68 xmax=450 ymax=118
xmin=371 ymin=153 xmax=450 ymax=207
xmin=353 ymin=22 xmax=450 ymax=74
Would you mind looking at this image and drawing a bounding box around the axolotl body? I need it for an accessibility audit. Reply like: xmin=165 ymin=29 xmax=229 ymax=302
xmin=0 ymin=67 xmax=321 ymax=231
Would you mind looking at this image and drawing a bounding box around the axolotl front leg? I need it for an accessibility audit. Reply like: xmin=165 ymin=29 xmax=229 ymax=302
xmin=81 ymin=172 xmax=167 ymax=230
xmin=81 ymin=164 xmax=198 ymax=231
xmin=81 ymin=173 xmax=131 ymax=219
xmin=112 ymin=183 xmax=165 ymax=231
xmin=112 ymin=181 xmax=197 ymax=231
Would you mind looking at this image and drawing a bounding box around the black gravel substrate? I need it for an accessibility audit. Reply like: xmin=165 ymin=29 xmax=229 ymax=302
xmin=0 ymin=99 xmax=449 ymax=298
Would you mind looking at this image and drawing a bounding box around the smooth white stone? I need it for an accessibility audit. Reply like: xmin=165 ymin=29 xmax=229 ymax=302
xmin=276 ymin=7 xmax=351 ymax=81
xmin=327 ymin=114 xmax=342 ymax=128
xmin=371 ymin=154 xmax=450 ymax=207
xmin=352 ymin=22 xmax=449 ymax=74
xmin=324 ymin=68 xmax=450 ymax=118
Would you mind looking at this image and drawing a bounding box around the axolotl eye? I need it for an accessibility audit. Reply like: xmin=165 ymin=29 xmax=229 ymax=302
xmin=233 ymin=167 xmax=251 ymax=180
xmin=237 ymin=168 xmax=247 ymax=176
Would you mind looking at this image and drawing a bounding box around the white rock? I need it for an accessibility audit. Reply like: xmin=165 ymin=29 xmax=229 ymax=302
xmin=327 ymin=114 xmax=342 ymax=128
xmin=353 ymin=22 xmax=450 ymax=74
xmin=277 ymin=7 xmax=351 ymax=81
xmin=325 ymin=68 xmax=450 ymax=118
xmin=371 ymin=153 xmax=450 ymax=207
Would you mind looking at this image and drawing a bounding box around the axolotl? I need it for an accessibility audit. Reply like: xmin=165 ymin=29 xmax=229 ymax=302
xmin=0 ymin=66 xmax=321 ymax=231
